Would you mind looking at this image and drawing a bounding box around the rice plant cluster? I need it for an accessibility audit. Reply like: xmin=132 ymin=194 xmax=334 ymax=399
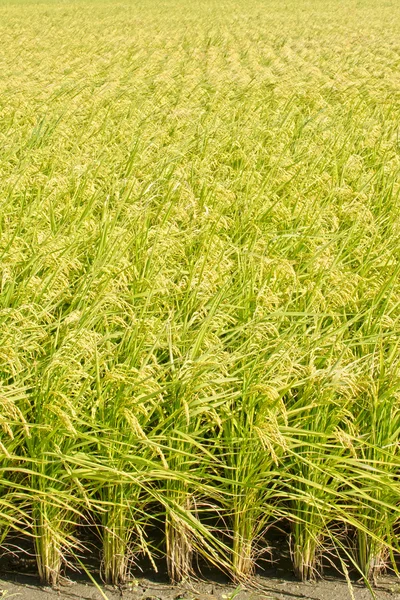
xmin=1 ymin=0 xmax=400 ymax=590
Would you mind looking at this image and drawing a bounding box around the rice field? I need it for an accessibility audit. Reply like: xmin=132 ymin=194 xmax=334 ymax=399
xmin=1 ymin=0 xmax=400 ymax=592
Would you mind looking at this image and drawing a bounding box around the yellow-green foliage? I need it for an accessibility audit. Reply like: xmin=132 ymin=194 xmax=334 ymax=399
xmin=1 ymin=0 xmax=400 ymax=590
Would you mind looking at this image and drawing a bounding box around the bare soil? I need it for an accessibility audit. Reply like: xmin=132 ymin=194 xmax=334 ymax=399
xmin=1 ymin=532 xmax=399 ymax=600
xmin=1 ymin=571 xmax=400 ymax=600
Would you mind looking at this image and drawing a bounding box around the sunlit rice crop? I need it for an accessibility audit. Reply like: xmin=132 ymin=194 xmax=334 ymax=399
xmin=0 ymin=0 xmax=400 ymax=592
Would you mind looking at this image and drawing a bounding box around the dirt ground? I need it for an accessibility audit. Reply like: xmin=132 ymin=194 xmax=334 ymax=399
xmin=1 ymin=572 xmax=400 ymax=600
xmin=1 ymin=535 xmax=399 ymax=600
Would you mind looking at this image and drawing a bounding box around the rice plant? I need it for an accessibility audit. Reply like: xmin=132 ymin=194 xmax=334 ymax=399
xmin=0 ymin=0 xmax=400 ymax=593
xmin=352 ymin=346 xmax=400 ymax=583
